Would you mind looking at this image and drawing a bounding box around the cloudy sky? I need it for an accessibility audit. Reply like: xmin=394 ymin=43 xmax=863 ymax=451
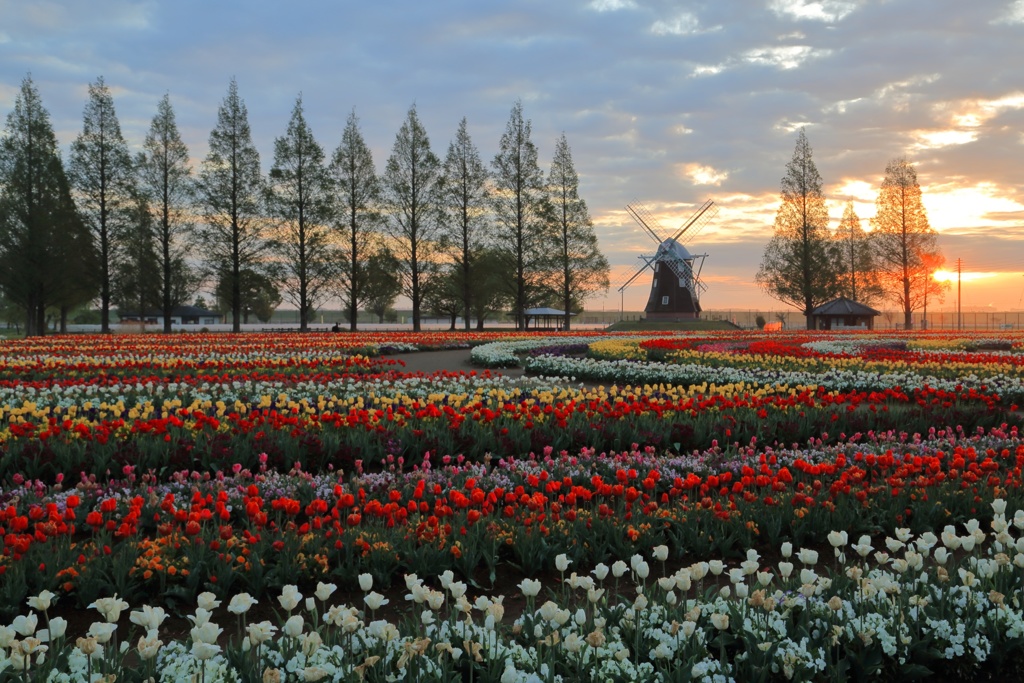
xmin=2 ymin=0 xmax=1023 ymax=314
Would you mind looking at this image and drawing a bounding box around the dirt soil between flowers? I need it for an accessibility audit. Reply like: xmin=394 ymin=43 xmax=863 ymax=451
xmin=384 ymin=348 xmax=525 ymax=379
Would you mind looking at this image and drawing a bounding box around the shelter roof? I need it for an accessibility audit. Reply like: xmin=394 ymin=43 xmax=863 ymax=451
xmin=810 ymin=297 xmax=881 ymax=317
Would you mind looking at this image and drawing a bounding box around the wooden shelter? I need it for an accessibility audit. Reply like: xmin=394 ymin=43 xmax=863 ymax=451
xmin=808 ymin=297 xmax=880 ymax=330
xmin=523 ymin=307 xmax=573 ymax=331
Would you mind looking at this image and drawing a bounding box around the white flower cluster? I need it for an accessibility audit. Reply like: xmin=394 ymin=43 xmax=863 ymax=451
xmin=524 ymin=351 xmax=1024 ymax=400
xmin=5 ymin=501 xmax=1024 ymax=681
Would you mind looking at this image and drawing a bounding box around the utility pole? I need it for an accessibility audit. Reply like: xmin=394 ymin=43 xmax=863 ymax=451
xmin=956 ymin=258 xmax=962 ymax=331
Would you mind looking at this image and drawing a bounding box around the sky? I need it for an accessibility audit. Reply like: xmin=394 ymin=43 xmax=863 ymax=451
xmin=1 ymin=0 xmax=1023 ymax=314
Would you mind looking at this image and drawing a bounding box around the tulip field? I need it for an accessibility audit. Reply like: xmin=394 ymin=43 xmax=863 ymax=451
xmin=3 ymin=330 xmax=1024 ymax=681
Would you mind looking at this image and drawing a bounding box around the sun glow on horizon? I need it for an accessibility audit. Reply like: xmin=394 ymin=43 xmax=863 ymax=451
xmin=933 ymin=270 xmax=1000 ymax=282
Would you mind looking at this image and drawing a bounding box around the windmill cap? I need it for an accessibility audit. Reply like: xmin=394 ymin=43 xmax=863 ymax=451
xmin=661 ymin=238 xmax=694 ymax=260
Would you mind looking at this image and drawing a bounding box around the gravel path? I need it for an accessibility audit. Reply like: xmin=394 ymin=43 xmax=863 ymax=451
xmin=383 ymin=348 xmax=525 ymax=379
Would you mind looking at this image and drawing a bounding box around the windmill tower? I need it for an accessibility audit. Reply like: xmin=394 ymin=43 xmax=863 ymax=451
xmin=618 ymin=200 xmax=717 ymax=320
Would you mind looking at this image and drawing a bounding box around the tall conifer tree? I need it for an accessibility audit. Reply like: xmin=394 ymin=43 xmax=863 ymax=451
xmin=196 ymin=78 xmax=268 ymax=332
xmin=139 ymin=94 xmax=195 ymax=332
xmin=491 ymin=100 xmax=549 ymax=330
xmin=872 ymin=157 xmax=941 ymax=329
xmin=547 ymin=133 xmax=608 ymax=330
xmin=834 ymin=201 xmax=882 ymax=305
xmin=268 ymin=95 xmax=336 ymax=331
xmin=0 ymin=77 xmax=95 ymax=336
xmin=756 ymin=129 xmax=840 ymax=328
xmin=439 ymin=117 xmax=489 ymax=330
xmin=331 ymin=110 xmax=380 ymax=331
xmin=69 ymin=76 xmax=136 ymax=333
xmin=381 ymin=104 xmax=441 ymax=332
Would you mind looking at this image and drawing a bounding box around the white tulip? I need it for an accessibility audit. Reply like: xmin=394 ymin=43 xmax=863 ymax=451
xmin=247 ymin=621 xmax=277 ymax=645
xmin=137 ymin=634 xmax=162 ymax=660
xmin=634 ymin=561 xmax=650 ymax=580
xmin=827 ymin=530 xmax=848 ymax=547
xmin=191 ymin=641 xmax=221 ymax=661
xmin=611 ymin=561 xmax=628 ymax=578
xmin=562 ymin=632 xmax=584 ymax=653
xmin=710 ymin=613 xmax=730 ymax=630
xmin=190 ymin=621 xmax=223 ymax=645
xmin=780 ymin=542 xmax=793 ymax=558
xmin=539 ymin=601 xmax=560 ymax=622
xmin=26 ymin=590 xmax=56 ymax=613
xmin=88 ymin=622 xmax=117 ymax=644
xmin=364 ymin=592 xmax=388 ymax=611
xmin=592 ymin=563 xmax=610 ymax=581
xmin=197 ymin=592 xmax=221 ymax=611
xmin=652 ymin=545 xmax=669 ymax=562
xmin=89 ymin=595 xmax=130 ymax=623
xmin=279 ymin=585 xmax=303 ymax=612
xmin=518 ymin=578 xmax=542 ymax=598
xmin=708 ymin=560 xmax=724 ymax=575
xmin=188 ymin=608 xmax=212 ymax=628
xmin=796 ymin=548 xmax=818 ymax=566
xmin=778 ymin=561 xmax=794 ymax=579
xmin=315 ymin=582 xmax=337 ymax=602
xmin=11 ymin=614 xmax=38 ymax=637
xmin=227 ymin=594 xmax=257 ymax=615
xmin=283 ymin=614 xmax=305 ymax=638
xmin=46 ymin=617 xmax=68 ymax=640
xmin=555 ymin=554 xmax=571 ymax=572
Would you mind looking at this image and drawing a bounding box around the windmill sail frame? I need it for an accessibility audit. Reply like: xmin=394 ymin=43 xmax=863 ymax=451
xmin=617 ymin=200 xmax=717 ymax=321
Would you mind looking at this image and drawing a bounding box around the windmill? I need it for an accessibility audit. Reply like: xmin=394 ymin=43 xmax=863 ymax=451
xmin=617 ymin=199 xmax=717 ymax=320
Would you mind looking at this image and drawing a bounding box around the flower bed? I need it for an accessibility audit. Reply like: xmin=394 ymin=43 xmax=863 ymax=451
xmin=2 ymin=330 xmax=1024 ymax=681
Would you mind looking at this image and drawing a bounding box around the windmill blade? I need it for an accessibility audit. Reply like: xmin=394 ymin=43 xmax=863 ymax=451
xmin=679 ymin=204 xmax=718 ymax=244
xmin=626 ymin=202 xmax=668 ymax=244
xmin=615 ymin=255 xmax=657 ymax=292
xmin=670 ymin=199 xmax=718 ymax=243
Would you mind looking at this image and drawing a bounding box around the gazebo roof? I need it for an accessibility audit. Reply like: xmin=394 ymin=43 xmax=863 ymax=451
xmin=523 ymin=307 xmax=574 ymax=316
xmin=810 ymin=297 xmax=880 ymax=317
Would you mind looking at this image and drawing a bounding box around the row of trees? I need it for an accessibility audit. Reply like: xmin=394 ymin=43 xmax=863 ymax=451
xmin=756 ymin=129 xmax=946 ymax=329
xmin=0 ymin=76 xmax=610 ymax=336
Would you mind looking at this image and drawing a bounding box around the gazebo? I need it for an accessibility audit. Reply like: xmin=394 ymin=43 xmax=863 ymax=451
xmin=808 ymin=297 xmax=880 ymax=330
xmin=522 ymin=307 xmax=573 ymax=331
